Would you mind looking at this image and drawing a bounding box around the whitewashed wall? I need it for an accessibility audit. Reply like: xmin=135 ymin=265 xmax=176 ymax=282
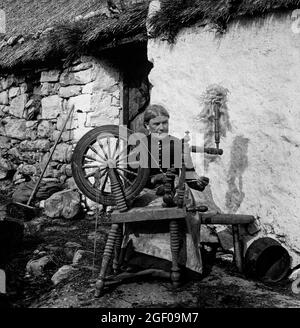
xmin=147 ymin=4 xmax=300 ymax=267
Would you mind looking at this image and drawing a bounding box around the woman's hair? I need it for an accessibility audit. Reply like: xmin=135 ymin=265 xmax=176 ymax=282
xmin=143 ymin=104 xmax=170 ymax=124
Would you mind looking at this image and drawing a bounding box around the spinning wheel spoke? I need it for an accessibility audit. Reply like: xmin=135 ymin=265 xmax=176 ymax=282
xmin=116 ymin=167 xmax=138 ymax=177
xmin=107 ymin=137 xmax=112 ymax=159
xmin=98 ymin=140 xmax=109 ymax=160
xmin=116 ymin=169 xmax=134 ymax=186
xmin=82 ymin=164 xmax=106 ymax=169
xmin=84 ymin=154 xmax=105 ymax=165
xmin=116 ymin=150 xmax=139 ymax=164
xmin=111 ymin=137 xmax=120 ymax=159
xmin=89 ymin=145 xmax=107 ymax=162
xmin=115 ymin=147 xmax=128 ymax=162
xmin=101 ymin=172 xmax=109 ymax=192
xmin=85 ymin=169 xmax=100 ymax=179
xmin=119 ymin=161 xmax=140 ymax=168
xmin=93 ymin=168 xmax=108 ymax=187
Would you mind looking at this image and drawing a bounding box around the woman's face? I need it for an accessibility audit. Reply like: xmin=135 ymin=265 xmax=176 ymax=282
xmin=146 ymin=115 xmax=169 ymax=139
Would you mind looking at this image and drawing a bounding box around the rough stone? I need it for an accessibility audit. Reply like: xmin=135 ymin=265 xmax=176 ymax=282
xmin=26 ymin=256 xmax=53 ymax=277
xmin=67 ymin=94 xmax=92 ymax=112
xmin=82 ymin=82 xmax=94 ymax=94
xmin=70 ymin=62 xmax=93 ymax=72
xmin=51 ymin=143 xmax=73 ymax=162
xmin=25 ymin=99 xmax=34 ymax=109
xmin=56 ymin=112 xmax=78 ymax=131
xmin=0 ymin=136 xmax=10 ymax=150
xmin=5 ymin=119 xmax=26 ymax=140
xmin=37 ymin=120 xmax=53 ymax=138
xmin=64 ymin=242 xmax=82 ymax=261
xmin=51 ymin=265 xmax=78 ymax=285
xmin=93 ymin=61 xmax=119 ymax=91
xmin=8 ymin=87 xmax=21 ymax=98
xmin=1 ymin=75 xmax=14 ymax=90
xmin=72 ymin=250 xmax=94 ymax=267
xmin=0 ymin=157 xmax=12 ymax=180
xmin=41 ymin=95 xmax=63 ymax=119
xmin=59 ymin=85 xmax=82 ymax=98
xmin=65 ymin=177 xmax=77 ymax=190
xmin=18 ymin=164 xmax=37 ymax=176
xmin=40 ymin=70 xmax=61 ymax=83
xmin=52 ymin=129 xmax=74 ymax=142
xmin=25 ymin=129 xmax=37 ymax=141
xmin=0 ymin=91 xmax=8 ymax=105
xmin=0 ymin=105 xmax=9 ymax=114
xmin=44 ymin=189 xmax=81 ymax=219
xmin=19 ymin=140 xmax=51 ymax=152
xmin=20 ymin=83 xmax=28 ymax=94
xmin=9 ymin=94 xmax=28 ymax=118
xmin=60 ymin=68 xmax=94 ymax=86
xmin=41 ymin=82 xmax=60 ymax=96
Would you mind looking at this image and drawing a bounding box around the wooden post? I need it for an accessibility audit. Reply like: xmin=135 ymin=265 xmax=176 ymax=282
xmin=232 ymin=225 xmax=243 ymax=273
xmin=95 ymin=223 xmax=120 ymax=297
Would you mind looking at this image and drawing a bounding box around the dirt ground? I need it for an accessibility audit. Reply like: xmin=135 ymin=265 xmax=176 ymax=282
xmin=3 ymin=210 xmax=300 ymax=309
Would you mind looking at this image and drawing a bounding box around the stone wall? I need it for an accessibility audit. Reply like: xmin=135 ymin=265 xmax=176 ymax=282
xmin=147 ymin=4 xmax=300 ymax=267
xmin=0 ymin=56 xmax=121 ymax=187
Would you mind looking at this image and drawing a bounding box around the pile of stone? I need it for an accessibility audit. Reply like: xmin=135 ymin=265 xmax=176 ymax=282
xmin=25 ymin=242 xmax=96 ymax=286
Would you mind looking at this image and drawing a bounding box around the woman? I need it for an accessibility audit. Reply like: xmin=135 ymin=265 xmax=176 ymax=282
xmin=122 ymin=104 xmax=216 ymax=277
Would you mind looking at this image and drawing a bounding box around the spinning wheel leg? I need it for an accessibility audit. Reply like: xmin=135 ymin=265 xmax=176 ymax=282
xmin=95 ymin=223 xmax=120 ymax=297
xmin=169 ymin=220 xmax=181 ymax=287
xmin=113 ymin=225 xmax=123 ymax=274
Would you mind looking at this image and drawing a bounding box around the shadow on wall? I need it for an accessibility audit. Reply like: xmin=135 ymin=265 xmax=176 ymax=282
xmin=225 ymin=135 xmax=249 ymax=213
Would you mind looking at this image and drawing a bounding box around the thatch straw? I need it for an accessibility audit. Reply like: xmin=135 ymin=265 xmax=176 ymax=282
xmin=1 ymin=0 xmax=300 ymax=71
xmin=148 ymin=0 xmax=300 ymax=42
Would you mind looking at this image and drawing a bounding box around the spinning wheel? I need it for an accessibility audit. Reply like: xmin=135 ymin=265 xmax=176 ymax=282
xmin=71 ymin=125 xmax=150 ymax=205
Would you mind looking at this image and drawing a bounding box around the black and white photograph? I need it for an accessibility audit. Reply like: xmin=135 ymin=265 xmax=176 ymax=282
xmin=0 ymin=0 xmax=300 ymax=317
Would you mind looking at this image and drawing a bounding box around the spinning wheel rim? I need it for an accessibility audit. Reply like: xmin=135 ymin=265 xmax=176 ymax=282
xmin=71 ymin=125 xmax=150 ymax=205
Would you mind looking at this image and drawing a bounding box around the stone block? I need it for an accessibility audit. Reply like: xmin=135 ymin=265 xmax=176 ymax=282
xmin=81 ymin=82 xmax=94 ymax=94
xmin=41 ymin=95 xmax=63 ymax=119
xmin=9 ymin=94 xmax=28 ymax=118
xmin=51 ymin=143 xmax=73 ymax=162
xmin=37 ymin=120 xmax=53 ymax=138
xmin=20 ymin=83 xmax=28 ymax=94
xmin=59 ymin=85 xmax=82 ymax=98
xmin=19 ymin=139 xmax=51 ymax=152
xmin=1 ymin=75 xmax=14 ymax=90
xmin=5 ymin=119 xmax=27 ymax=140
xmin=26 ymin=256 xmax=53 ymax=277
xmin=41 ymin=82 xmax=60 ymax=96
xmin=0 ymin=91 xmax=8 ymax=105
xmin=60 ymin=68 xmax=94 ymax=86
xmin=51 ymin=265 xmax=78 ymax=285
xmin=70 ymin=62 xmax=93 ymax=72
xmin=8 ymin=87 xmax=21 ymax=98
xmin=68 ymin=94 xmax=92 ymax=112
xmin=44 ymin=189 xmax=81 ymax=219
xmin=56 ymin=112 xmax=78 ymax=131
xmin=40 ymin=69 xmax=61 ymax=82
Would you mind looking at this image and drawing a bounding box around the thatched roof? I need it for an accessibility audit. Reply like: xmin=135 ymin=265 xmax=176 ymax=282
xmin=0 ymin=0 xmax=150 ymax=71
xmin=149 ymin=0 xmax=300 ymax=42
xmin=0 ymin=0 xmax=299 ymax=72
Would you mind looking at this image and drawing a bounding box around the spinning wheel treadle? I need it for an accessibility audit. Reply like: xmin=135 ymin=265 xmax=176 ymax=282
xmin=71 ymin=125 xmax=150 ymax=205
